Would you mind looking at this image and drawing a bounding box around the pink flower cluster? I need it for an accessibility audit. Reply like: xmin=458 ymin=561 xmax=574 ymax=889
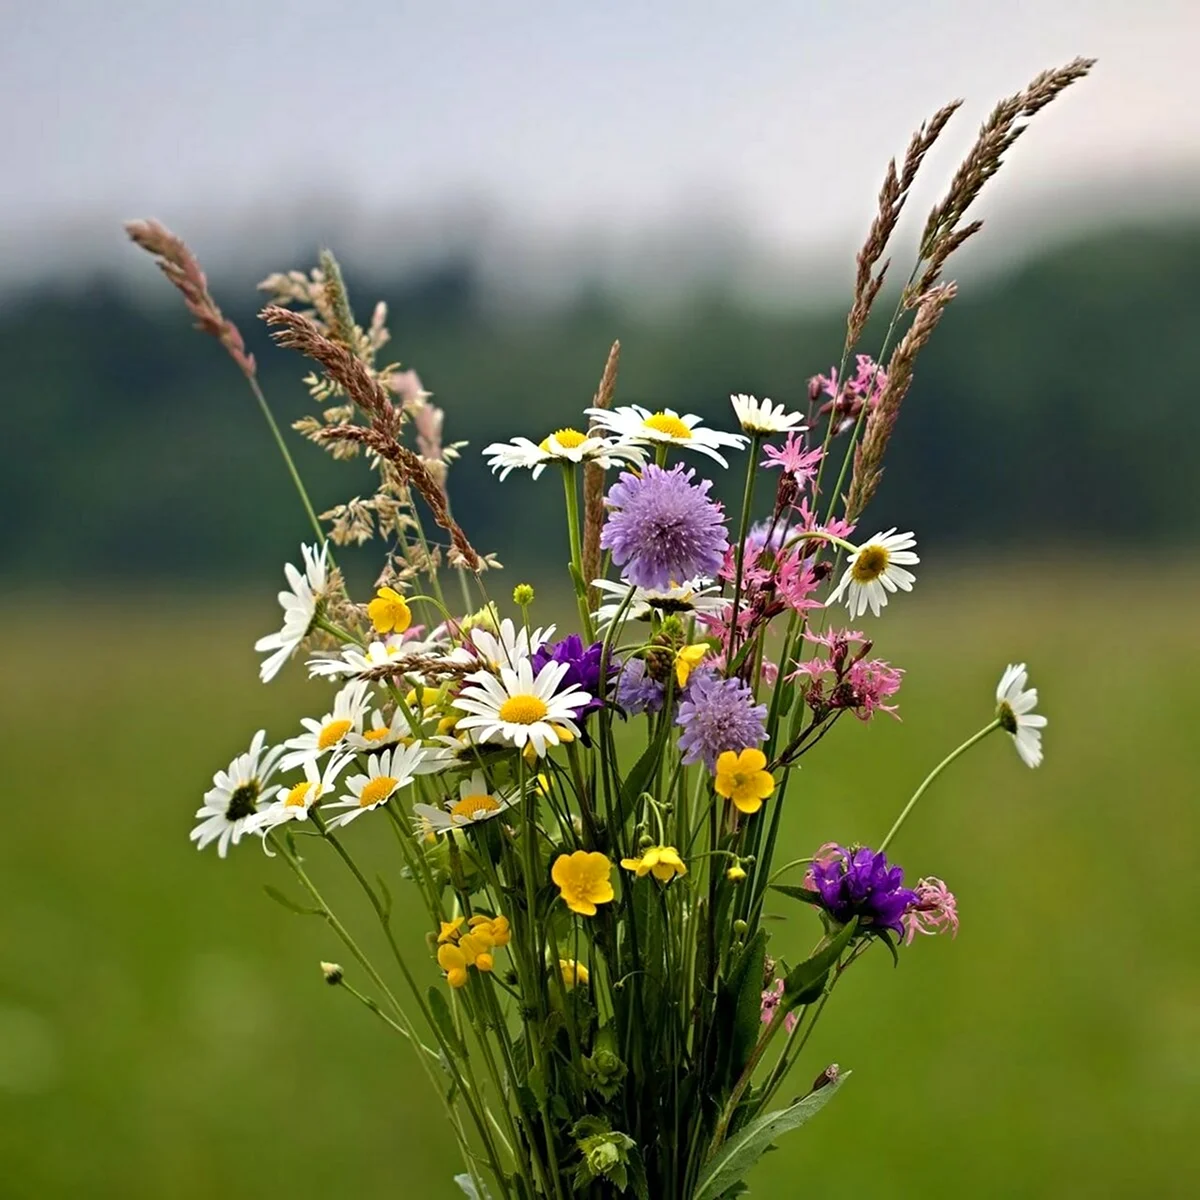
xmin=788 ymin=629 xmax=904 ymax=722
xmin=760 ymin=979 xmax=799 ymax=1033
xmin=811 ymin=354 xmax=888 ymax=435
xmin=901 ymin=877 xmax=959 ymax=945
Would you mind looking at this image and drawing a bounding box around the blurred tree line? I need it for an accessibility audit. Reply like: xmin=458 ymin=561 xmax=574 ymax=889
xmin=4 ymin=220 xmax=1196 ymax=585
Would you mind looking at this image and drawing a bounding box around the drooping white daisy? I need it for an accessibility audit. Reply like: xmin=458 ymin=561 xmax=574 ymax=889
xmin=730 ymin=394 xmax=807 ymax=436
xmin=250 ymin=751 xmax=352 ymax=834
xmin=995 ymin=663 xmax=1047 ymax=768
xmin=279 ymin=679 xmax=371 ymax=770
xmin=190 ymin=730 xmax=284 ymax=857
xmin=583 ymin=404 xmax=749 ymax=468
xmin=453 ymin=659 xmax=590 ymax=756
xmin=483 ymin=429 xmax=647 ymax=481
xmin=412 ymin=769 xmax=521 ymax=834
xmin=826 ymin=528 xmax=919 ymax=619
xmin=592 ymin=576 xmax=726 ymax=631
xmin=466 ymin=618 xmax=555 ymax=671
xmin=254 ymin=543 xmax=330 ymax=683
xmin=324 ymin=744 xmax=429 ymax=829
xmin=307 ymin=633 xmax=446 ymax=679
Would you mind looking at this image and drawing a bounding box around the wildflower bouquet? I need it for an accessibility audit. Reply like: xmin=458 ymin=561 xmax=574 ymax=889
xmin=132 ymin=59 xmax=1089 ymax=1200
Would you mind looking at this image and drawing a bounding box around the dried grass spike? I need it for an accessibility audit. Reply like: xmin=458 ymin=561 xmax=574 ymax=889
xmin=583 ymin=340 xmax=621 ymax=601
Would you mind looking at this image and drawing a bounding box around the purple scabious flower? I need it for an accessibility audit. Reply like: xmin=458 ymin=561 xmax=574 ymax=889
xmin=600 ymin=464 xmax=729 ymax=591
xmin=615 ymin=658 xmax=665 ymax=716
xmin=810 ymin=844 xmax=918 ymax=936
xmin=531 ymin=635 xmax=612 ymax=715
xmin=675 ymin=670 xmax=767 ymax=770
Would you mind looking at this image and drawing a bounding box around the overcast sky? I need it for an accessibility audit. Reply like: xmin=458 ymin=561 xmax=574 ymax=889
xmin=2 ymin=0 xmax=1198 ymax=294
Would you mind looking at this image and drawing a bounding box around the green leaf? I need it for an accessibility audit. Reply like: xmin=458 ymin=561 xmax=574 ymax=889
xmin=769 ymin=884 xmax=821 ymax=905
xmin=782 ymin=918 xmax=857 ymax=1006
xmin=713 ymin=929 xmax=768 ymax=1089
xmin=261 ymin=884 xmax=322 ymax=916
xmin=426 ymin=986 xmax=466 ymax=1059
xmin=620 ymin=738 xmax=663 ymax=817
xmin=693 ymin=1072 xmax=851 ymax=1200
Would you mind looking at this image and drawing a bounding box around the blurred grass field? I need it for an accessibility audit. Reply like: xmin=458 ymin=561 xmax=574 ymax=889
xmin=2 ymin=563 xmax=1198 ymax=1198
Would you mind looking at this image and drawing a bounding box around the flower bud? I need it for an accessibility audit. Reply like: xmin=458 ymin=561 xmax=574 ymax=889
xmin=512 ymin=583 xmax=535 ymax=606
xmin=320 ymin=962 xmax=344 ymax=985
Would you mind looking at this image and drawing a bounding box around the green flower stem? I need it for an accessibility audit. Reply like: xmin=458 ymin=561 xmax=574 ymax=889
xmin=561 ymin=463 xmax=595 ymax=641
xmin=314 ymin=615 xmax=363 ymax=646
xmin=879 ymin=719 xmax=1002 ymax=853
xmin=727 ymin=433 xmax=762 ymax=661
xmin=246 ymin=373 xmax=328 ymax=553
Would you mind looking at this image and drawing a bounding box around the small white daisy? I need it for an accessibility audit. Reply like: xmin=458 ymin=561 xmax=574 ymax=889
xmin=453 ymin=659 xmax=590 ymax=757
xmin=995 ymin=663 xmax=1047 ymax=768
xmin=307 ymin=633 xmax=446 ymax=679
xmin=325 ymin=744 xmax=429 ymax=829
xmin=466 ymin=618 xmax=555 ymax=671
xmin=279 ymin=680 xmax=371 ymax=771
xmin=346 ymin=706 xmax=412 ymax=751
xmin=254 ymin=543 xmax=330 ymax=683
xmin=412 ymin=769 xmax=521 ymax=834
xmin=592 ymin=576 xmax=726 ymax=631
xmin=827 ymin=528 xmax=919 ymax=618
xmin=730 ymin=394 xmax=807 ymax=436
xmin=483 ymin=429 xmax=647 ymax=481
xmin=190 ymin=730 xmax=284 ymax=857
xmin=250 ymin=751 xmax=352 ymax=834
xmin=583 ymin=404 xmax=748 ymax=468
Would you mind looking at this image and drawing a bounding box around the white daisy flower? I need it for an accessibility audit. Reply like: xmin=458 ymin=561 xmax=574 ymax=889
xmin=826 ymin=528 xmax=919 ymax=619
xmin=483 ymin=429 xmax=647 ymax=481
xmin=730 ymin=393 xmax=807 ymax=436
xmin=279 ymin=680 xmax=371 ymax=770
xmin=324 ymin=744 xmax=429 ymax=829
xmin=346 ymin=706 xmax=412 ymax=751
xmin=412 ymin=769 xmax=521 ymax=834
xmin=995 ymin=663 xmax=1047 ymax=768
xmin=466 ymin=618 xmax=555 ymax=671
xmin=190 ymin=730 xmax=283 ymax=857
xmin=307 ymin=633 xmax=445 ymax=679
xmin=250 ymin=752 xmax=352 ymax=834
xmin=592 ymin=576 xmax=726 ymax=631
xmin=254 ymin=543 xmax=330 ymax=683
xmin=453 ymin=659 xmax=590 ymax=757
xmin=583 ymin=404 xmax=749 ymax=468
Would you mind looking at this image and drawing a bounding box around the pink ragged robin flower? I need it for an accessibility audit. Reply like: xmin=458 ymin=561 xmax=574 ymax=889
xmin=902 ymin=877 xmax=959 ymax=945
xmin=762 ymin=433 xmax=823 ymax=488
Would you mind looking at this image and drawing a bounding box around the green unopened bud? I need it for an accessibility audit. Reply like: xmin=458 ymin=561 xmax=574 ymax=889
xmin=320 ymin=962 xmax=344 ymax=985
xmin=732 ymin=919 xmax=748 ymax=935
xmin=513 ymin=583 xmax=535 ymax=606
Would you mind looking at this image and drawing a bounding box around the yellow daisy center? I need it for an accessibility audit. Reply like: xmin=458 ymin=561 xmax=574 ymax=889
xmin=284 ymin=781 xmax=311 ymax=808
xmin=451 ymin=794 xmax=502 ymax=820
xmin=318 ymin=718 xmax=353 ymax=749
xmin=850 ymin=544 xmax=890 ymax=583
xmin=643 ymin=412 xmax=692 ymax=440
xmin=359 ymin=776 xmax=397 ymax=807
xmin=362 ymin=726 xmax=393 ymax=743
xmin=498 ymin=694 xmax=549 ymax=725
xmin=539 ymin=427 xmax=588 ymax=451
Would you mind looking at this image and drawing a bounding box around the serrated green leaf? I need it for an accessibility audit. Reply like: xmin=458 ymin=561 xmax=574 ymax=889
xmin=694 ymin=1072 xmax=851 ymax=1200
xmin=782 ymin=918 xmax=857 ymax=1005
xmin=427 ymin=986 xmax=466 ymax=1059
xmin=261 ymin=884 xmax=322 ymax=916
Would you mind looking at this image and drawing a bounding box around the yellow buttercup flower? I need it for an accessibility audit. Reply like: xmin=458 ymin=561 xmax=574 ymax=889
xmin=713 ymin=748 xmax=775 ymax=815
xmin=620 ymin=845 xmax=687 ymax=883
xmin=674 ymin=643 xmax=710 ymax=687
xmin=551 ymin=851 xmax=615 ymax=916
xmin=437 ymin=917 xmax=464 ymax=944
xmin=367 ymin=586 xmax=413 ymax=635
xmin=436 ymin=943 xmax=470 ymax=988
xmin=559 ymin=959 xmax=589 ymax=989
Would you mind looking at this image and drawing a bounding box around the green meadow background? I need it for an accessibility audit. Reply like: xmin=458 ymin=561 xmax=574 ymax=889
xmin=3 ymin=215 xmax=1200 ymax=1197
xmin=2 ymin=564 xmax=1197 ymax=1197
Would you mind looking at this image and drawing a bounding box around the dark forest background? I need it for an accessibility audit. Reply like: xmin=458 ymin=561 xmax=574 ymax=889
xmin=4 ymin=218 xmax=1197 ymax=584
